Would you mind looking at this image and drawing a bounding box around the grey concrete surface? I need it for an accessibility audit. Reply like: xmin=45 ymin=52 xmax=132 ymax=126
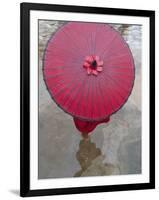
xmin=38 ymin=20 xmax=141 ymax=179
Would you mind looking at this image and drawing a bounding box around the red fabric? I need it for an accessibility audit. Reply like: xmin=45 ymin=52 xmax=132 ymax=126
xmin=44 ymin=22 xmax=135 ymax=126
xmin=73 ymin=117 xmax=110 ymax=133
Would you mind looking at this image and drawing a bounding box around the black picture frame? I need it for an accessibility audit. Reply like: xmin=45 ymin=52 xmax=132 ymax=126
xmin=20 ymin=2 xmax=155 ymax=197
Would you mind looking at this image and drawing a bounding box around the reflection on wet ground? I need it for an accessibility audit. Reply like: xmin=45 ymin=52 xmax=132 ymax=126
xmin=74 ymin=137 xmax=101 ymax=177
xmin=74 ymin=136 xmax=120 ymax=177
xmin=38 ymin=21 xmax=141 ymax=179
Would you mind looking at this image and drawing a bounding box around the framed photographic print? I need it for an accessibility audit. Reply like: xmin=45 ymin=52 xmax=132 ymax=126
xmin=20 ymin=2 xmax=155 ymax=197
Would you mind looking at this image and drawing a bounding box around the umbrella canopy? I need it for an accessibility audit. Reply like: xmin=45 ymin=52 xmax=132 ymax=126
xmin=43 ymin=22 xmax=135 ymax=133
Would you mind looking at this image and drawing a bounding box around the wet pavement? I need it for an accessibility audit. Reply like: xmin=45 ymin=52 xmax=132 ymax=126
xmin=38 ymin=21 xmax=141 ymax=179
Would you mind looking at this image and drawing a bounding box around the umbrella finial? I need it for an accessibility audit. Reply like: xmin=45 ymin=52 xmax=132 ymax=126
xmin=83 ymin=55 xmax=103 ymax=76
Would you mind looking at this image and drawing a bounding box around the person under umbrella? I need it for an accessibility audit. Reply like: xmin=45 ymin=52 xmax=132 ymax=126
xmin=43 ymin=22 xmax=135 ymax=138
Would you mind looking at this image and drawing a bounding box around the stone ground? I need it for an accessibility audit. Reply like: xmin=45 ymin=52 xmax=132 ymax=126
xmin=38 ymin=21 xmax=142 ymax=179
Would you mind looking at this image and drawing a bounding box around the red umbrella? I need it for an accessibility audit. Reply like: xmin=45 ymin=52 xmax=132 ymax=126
xmin=43 ymin=22 xmax=135 ymax=136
